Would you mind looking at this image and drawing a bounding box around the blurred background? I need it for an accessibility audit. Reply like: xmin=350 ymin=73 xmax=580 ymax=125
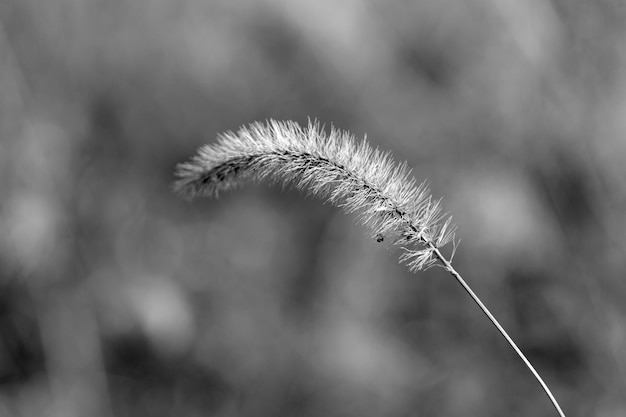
xmin=0 ymin=1 xmax=625 ymax=416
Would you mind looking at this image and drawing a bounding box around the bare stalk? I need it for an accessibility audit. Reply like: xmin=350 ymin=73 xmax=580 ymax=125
xmin=430 ymin=245 xmax=566 ymax=417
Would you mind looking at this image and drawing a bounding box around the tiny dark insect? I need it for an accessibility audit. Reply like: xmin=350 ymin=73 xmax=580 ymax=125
xmin=375 ymin=233 xmax=384 ymax=242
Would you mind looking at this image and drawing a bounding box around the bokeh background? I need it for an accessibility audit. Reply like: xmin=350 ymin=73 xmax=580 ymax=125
xmin=1 ymin=1 xmax=625 ymax=416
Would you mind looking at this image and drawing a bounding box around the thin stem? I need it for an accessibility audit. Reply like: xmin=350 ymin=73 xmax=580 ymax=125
xmin=431 ymin=246 xmax=567 ymax=417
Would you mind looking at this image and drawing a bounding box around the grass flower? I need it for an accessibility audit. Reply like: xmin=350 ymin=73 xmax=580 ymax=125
xmin=174 ymin=119 xmax=455 ymax=270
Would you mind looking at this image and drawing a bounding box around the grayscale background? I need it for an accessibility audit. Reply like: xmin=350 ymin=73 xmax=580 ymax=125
xmin=0 ymin=1 xmax=624 ymax=416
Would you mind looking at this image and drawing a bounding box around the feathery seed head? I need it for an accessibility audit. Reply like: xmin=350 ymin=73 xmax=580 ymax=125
xmin=174 ymin=119 xmax=456 ymax=271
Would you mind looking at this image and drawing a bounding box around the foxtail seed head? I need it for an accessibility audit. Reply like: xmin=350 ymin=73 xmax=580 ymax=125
xmin=174 ymin=119 xmax=456 ymax=270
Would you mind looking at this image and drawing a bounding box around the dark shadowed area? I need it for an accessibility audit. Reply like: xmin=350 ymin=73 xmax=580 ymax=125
xmin=1 ymin=1 xmax=625 ymax=416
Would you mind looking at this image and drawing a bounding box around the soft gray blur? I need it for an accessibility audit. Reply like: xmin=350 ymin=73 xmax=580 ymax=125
xmin=0 ymin=1 xmax=625 ymax=416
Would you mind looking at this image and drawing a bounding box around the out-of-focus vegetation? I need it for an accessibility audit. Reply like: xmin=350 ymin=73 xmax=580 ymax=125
xmin=1 ymin=1 xmax=625 ymax=416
